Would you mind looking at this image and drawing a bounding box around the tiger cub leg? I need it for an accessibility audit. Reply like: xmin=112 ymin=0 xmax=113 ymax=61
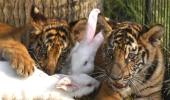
xmin=135 ymin=92 xmax=162 ymax=100
xmin=95 ymin=81 xmax=123 ymax=100
xmin=0 ymin=39 xmax=35 ymax=77
xmin=135 ymin=89 xmax=162 ymax=100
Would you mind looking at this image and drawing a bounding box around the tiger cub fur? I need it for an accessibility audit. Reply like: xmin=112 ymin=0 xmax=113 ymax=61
xmin=94 ymin=21 xmax=165 ymax=100
xmin=0 ymin=5 xmax=72 ymax=76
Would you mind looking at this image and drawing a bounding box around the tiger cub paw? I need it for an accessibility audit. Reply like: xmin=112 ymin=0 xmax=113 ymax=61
xmin=10 ymin=53 xmax=35 ymax=77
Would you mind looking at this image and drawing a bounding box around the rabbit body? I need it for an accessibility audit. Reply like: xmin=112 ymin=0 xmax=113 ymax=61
xmin=0 ymin=61 xmax=99 ymax=100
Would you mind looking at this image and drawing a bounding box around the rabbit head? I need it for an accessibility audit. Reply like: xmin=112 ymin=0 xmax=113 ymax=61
xmin=69 ymin=9 xmax=104 ymax=74
xmin=56 ymin=74 xmax=100 ymax=98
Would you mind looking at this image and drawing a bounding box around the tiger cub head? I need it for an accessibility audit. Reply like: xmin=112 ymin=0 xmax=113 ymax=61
xmin=96 ymin=21 xmax=164 ymax=91
xmin=29 ymin=6 xmax=72 ymax=75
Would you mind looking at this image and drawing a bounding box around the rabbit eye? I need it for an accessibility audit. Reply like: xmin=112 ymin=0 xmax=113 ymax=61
xmin=83 ymin=61 xmax=88 ymax=66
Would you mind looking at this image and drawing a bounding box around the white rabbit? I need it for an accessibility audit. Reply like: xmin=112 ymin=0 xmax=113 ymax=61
xmin=0 ymin=61 xmax=99 ymax=100
xmin=66 ymin=9 xmax=104 ymax=74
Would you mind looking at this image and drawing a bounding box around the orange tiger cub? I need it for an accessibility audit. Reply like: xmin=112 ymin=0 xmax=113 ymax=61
xmin=0 ymin=5 xmax=72 ymax=76
xmin=94 ymin=21 xmax=165 ymax=99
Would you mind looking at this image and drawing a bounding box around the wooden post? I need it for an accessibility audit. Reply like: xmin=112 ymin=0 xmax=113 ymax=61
xmin=145 ymin=0 xmax=152 ymax=25
xmin=0 ymin=0 xmax=102 ymax=27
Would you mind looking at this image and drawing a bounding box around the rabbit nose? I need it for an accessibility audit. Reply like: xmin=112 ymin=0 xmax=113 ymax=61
xmin=110 ymin=63 xmax=123 ymax=80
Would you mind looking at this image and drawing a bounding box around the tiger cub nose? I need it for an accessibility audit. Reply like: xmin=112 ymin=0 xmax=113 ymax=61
xmin=110 ymin=63 xmax=123 ymax=80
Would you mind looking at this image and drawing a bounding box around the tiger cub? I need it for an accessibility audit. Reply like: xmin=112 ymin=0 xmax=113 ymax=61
xmin=95 ymin=21 xmax=165 ymax=99
xmin=0 ymin=5 xmax=72 ymax=76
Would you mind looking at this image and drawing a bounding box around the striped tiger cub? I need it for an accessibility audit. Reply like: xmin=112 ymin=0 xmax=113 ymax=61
xmin=28 ymin=6 xmax=72 ymax=75
xmin=0 ymin=5 xmax=72 ymax=76
xmin=95 ymin=21 xmax=165 ymax=100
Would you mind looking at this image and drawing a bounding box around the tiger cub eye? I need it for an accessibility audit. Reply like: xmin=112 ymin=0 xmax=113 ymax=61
xmin=128 ymin=53 xmax=136 ymax=60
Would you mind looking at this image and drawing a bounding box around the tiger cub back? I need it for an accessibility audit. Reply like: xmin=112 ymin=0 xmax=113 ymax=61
xmin=0 ymin=23 xmax=15 ymax=36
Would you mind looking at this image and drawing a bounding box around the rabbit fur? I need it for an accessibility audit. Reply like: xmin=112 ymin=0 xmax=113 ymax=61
xmin=0 ymin=61 xmax=99 ymax=100
xmin=66 ymin=9 xmax=104 ymax=75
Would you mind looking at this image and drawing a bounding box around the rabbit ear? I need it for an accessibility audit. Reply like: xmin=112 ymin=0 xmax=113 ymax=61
xmin=91 ymin=31 xmax=104 ymax=50
xmin=84 ymin=9 xmax=100 ymax=43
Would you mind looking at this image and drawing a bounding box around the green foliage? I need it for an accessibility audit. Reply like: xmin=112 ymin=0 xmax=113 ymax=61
xmin=102 ymin=0 xmax=170 ymax=98
xmin=103 ymin=0 xmax=170 ymax=92
xmin=102 ymin=0 xmax=144 ymax=23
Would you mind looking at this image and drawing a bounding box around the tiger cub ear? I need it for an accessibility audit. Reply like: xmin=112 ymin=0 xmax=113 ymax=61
xmin=30 ymin=5 xmax=47 ymax=34
xmin=142 ymin=24 xmax=164 ymax=46
xmin=70 ymin=19 xmax=87 ymax=43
